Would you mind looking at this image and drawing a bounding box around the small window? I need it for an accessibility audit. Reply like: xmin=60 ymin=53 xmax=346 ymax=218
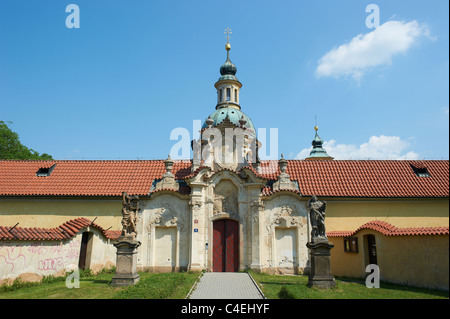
xmin=36 ymin=164 xmax=56 ymax=177
xmin=235 ymin=89 xmax=237 ymax=102
xmin=410 ymin=163 xmax=431 ymax=177
xmin=344 ymin=237 xmax=358 ymax=253
xmin=226 ymin=88 xmax=231 ymax=101
xmin=219 ymin=89 xmax=223 ymax=102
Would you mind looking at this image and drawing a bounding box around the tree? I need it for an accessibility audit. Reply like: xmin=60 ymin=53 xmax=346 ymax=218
xmin=0 ymin=121 xmax=53 ymax=160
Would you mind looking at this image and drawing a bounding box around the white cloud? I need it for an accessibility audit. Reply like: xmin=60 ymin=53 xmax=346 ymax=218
xmin=316 ymin=20 xmax=432 ymax=81
xmin=296 ymin=135 xmax=419 ymax=160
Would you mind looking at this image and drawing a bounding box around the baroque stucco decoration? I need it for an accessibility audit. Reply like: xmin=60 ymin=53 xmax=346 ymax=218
xmin=210 ymin=179 xmax=239 ymax=219
xmin=154 ymin=155 xmax=179 ymax=191
xmin=262 ymin=199 xmax=308 ymax=274
xmin=251 ymin=199 xmax=265 ymax=224
xmin=150 ymin=202 xmax=180 ymax=229
xmin=273 ymin=155 xmax=299 ymax=192
xmin=268 ymin=204 xmax=303 ymax=232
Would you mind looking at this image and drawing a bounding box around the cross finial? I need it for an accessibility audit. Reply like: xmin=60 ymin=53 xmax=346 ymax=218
xmin=224 ymin=27 xmax=232 ymax=44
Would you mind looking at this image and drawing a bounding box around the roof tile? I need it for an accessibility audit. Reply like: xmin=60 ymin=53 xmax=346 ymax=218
xmin=0 ymin=218 xmax=121 ymax=241
xmin=0 ymin=159 xmax=448 ymax=198
xmin=327 ymin=220 xmax=450 ymax=237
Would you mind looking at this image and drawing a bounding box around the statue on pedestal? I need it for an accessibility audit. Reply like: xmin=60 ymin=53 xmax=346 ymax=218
xmin=120 ymin=192 xmax=140 ymax=240
xmin=111 ymin=191 xmax=141 ymax=287
xmin=306 ymin=195 xmax=335 ymax=289
xmin=308 ymin=195 xmax=327 ymax=239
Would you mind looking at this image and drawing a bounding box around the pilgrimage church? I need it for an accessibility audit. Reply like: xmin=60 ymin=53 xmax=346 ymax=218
xmin=0 ymin=35 xmax=448 ymax=291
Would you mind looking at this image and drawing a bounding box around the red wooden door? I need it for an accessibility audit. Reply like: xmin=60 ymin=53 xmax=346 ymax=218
xmin=213 ymin=219 xmax=238 ymax=272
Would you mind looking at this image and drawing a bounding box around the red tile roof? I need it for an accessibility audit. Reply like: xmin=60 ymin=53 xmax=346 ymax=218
xmin=327 ymin=220 xmax=449 ymax=237
xmin=0 ymin=159 xmax=448 ymax=198
xmin=0 ymin=160 xmax=191 ymax=197
xmin=260 ymin=160 xmax=449 ymax=198
xmin=0 ymin=218 xmax=121 ymax=241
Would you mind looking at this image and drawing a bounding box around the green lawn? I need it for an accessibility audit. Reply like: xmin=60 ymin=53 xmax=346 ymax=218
xmin=248 ymin=271 xmax=449 ymax=299
xmin=1 ymin=270 xmax=448 ymax=299
xmin=0 ymin=271 xmax=201 ymax=299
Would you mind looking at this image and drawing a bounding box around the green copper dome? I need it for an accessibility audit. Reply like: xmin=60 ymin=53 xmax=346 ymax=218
xmin=218 ymin=58 xmax=239 ymax=82
xmin=202 ymin=106 xmax=256 ymax=135
xmin=220 ymin=58 xmax=237 ymax=76
xmin=218 ymin=48 xmax=239 ymax=82
xmin=307 ymin=129 xmax=333 ymax=160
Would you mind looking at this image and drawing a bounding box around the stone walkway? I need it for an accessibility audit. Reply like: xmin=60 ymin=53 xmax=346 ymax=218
xmin=188 ymin=272 xmax=265 ymax=299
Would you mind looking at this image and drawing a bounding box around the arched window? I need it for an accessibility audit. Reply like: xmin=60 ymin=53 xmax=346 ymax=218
xmin=226 ymin=88 xmax=231 ymax=101
xmin=235 ymin=89 xmax=237 ymax=102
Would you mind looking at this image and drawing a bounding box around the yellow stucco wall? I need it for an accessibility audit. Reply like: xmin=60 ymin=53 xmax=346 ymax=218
xmin=2 ymin=198 xmax=447 ymax=232
xmin=0 ymin=198 xmax=122 ymax=231
xmin=324 ymin=199 xmax=449 ymax=231
xmin=330 ymin=229 xmax=449 ymax=291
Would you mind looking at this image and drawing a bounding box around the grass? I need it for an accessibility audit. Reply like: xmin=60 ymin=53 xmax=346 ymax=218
xmin=248 ymin=271 xmax=449 ymax=299
xmin=1 ymin=270 xmax=448 ymax=299
xmin=0 ymin=270 xmax=201 ymax=299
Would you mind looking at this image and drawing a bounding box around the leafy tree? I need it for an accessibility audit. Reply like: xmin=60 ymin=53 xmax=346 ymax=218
xmin=0 ymin=121 xmax=53 ymax=160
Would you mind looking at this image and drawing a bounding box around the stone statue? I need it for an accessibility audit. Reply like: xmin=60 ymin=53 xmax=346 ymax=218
xmin=308 ymin=195 xmax=327 ymax=238
xmin=213 ymin=194 xmax=225 ymax=215
xmin=120 ymin=191 xmax=140 ymax=240
xmin=112 ymin=192 xmax=142 ymax=287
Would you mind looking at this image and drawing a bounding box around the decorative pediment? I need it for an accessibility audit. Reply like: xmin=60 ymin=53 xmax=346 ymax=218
xmin=185 ymin=163 xmax=266 ymax=188
xmin=154 ymin=155 xmax=180 ymax=191
xmin=268 ymin=204 xmax=303 ymax=230
xmin=272 ymin=155 xmax=299 ymax=192
xmin=152 ymin=202 xmax=179 ymax=227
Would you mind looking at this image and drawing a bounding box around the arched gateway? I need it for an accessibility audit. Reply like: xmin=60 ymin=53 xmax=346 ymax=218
xmin=212 ymin=219 xmax=239 ymax=272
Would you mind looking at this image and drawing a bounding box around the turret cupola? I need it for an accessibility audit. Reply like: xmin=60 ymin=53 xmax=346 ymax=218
xmin=305 ymin=126 xmax=334 ymax=161
xmin=215 ymin=27 xmax=242 ymax=110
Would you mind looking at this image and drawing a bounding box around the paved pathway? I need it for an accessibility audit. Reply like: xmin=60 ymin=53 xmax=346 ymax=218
xmin=188 ymin=272 xmax=265 ymax=299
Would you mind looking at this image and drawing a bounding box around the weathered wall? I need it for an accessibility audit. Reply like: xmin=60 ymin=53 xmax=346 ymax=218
xmin=330 ymin=230 xmax=449 ymax=291
xmin=0 ymin=198 xmax=122 ymax=230
xmin=260 ymin=195 xmax=309 ymax=274
xmin=137 ymin=194 xmax=190 ymax=272
xmin=0 ymin=228 xmax=116 ymax=282
xmin=324 ymin=199 xmax=449 ymax=231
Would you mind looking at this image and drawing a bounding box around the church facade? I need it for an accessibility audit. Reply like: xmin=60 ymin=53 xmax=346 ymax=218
xmin=0 ymin=41 xmax=448 ymax=290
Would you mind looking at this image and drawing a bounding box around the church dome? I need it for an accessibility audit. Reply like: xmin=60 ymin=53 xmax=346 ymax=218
xmin=218 ymin=58 xmax=238 ymax=82
xmin=220 ymin=58 xmax=237 ymax=76
xmin=306 ymin=126 xmax=334 ymax=160
xmin=202 ymin=106 xmax=256 ymax=136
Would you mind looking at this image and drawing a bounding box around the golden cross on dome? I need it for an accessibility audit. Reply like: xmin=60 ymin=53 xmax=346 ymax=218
xmin=224 ymin=27 xmax=232 ymax=44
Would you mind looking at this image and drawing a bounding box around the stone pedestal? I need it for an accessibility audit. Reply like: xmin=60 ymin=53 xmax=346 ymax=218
xmin=111 ymin=237 xmax=141 ymax=287
xmin=306 ymin=237 xmax=336 ymax=289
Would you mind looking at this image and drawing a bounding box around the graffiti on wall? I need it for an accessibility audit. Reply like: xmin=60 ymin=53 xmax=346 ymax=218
xmin=0 ymin=239 xmax=81 ymax=275
xmin=0 ymin=242 xmax=26 ymax=272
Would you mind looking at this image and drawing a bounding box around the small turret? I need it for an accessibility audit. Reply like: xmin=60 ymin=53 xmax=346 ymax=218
xmin=305 ymin=126 xmax=334 ymax=161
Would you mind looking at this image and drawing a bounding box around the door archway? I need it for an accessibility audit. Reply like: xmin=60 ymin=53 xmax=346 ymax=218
xmin=212 ymin=219 xmax=239 ymax=272
xmin=78 ymin=231 xmax=93 ymax=270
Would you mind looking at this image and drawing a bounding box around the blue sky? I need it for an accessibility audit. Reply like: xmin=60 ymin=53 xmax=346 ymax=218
xmin=0 ymin=0 xmax=448 ymax=160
